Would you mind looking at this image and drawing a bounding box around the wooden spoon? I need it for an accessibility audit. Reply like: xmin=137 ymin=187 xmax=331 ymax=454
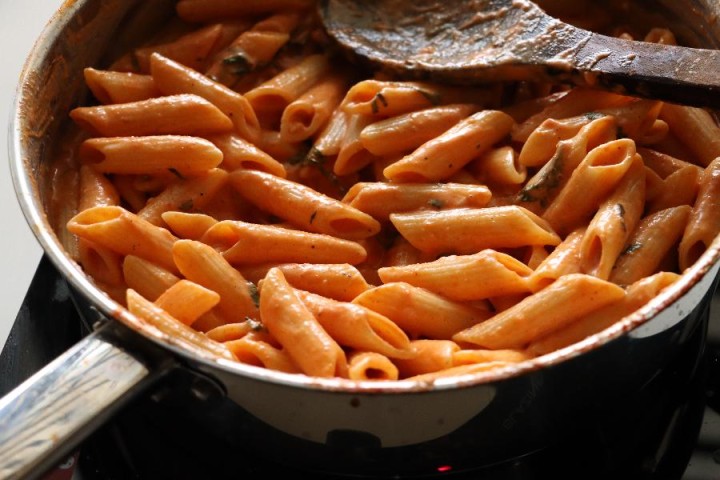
xmin=319 ymin=0 xmax=720 ymax=108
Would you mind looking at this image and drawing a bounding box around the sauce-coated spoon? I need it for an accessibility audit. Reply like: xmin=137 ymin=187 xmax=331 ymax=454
xmin=320 ymin=0 xmax=720 ymax=108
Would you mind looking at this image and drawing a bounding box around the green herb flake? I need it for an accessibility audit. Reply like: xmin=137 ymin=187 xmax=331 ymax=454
xmin=168 ymin=168 xmax=185 ymax=180
xmin=584 ymin=112 xmax=606 ymax=121
xmin=370 ymin=92 xmax=388 ymax=114
xmin=415 ymin=87 xmax=442 ymax=106
xmin=247 ymin=282 xmax=260 ymax=307
xmin=622 ymin=242 xmax=642 ymax=255
xmin=178 ymin=199 xmax=194 ymax=211
xmin=428 ymin=198 xmax=444 ymax=209
xmin=222 ymin=53 xmax=252 ymax=75
xmin=245 ymin=317 xmax=265 ymax=332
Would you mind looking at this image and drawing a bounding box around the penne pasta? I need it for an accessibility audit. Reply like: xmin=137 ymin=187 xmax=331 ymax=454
xmin=377 ymin=249 xmax=533 ymax=301
xmin=341 ymin=182 xmax=491 ymax=221
xmin=137 ymin=168 xmax=229 ymax=226
xmin=383 ymin=110 xmax=514 ymax=183
xmin=527 ymin=271 xmax=680 ymax=356
xmin=352 ymin=282 xmax=493 ymax=340
xmin=149 ymin=53 xmax=261 ymax=141
xmin=79 ymin=135 xmax=223 ymax=177
xmin=259 ymin=268 xmax=347 ymax=378
xmin=229 ymin=169 xmax=381 ymax=240
xmin=200 ymin=220 xmax=368 ymax=265
xmin=347 ymin=352 xmax=399 ymax=381
xmin=126 ymin=289 xmax=235 ymax=361
xmin=359 ymin=103 xmax=478 ymax=157
xmin=452 ymin=274 xmax=626 ymax=349
xmin=84 ymin=68 xmax=160 ymax=105
xmin=390 ymin=206 xmax=561 ymax=255
xmin=296 ymin=289 xmax=412 ymax=359
xmin=678 ymin=157 xmax=720 ymax=270
xmin=154 ymin=279 xmax=221 ymax=326
xmin=238 ymin=262 xmax=369 ymax=301
xmin=541 ymin=138 xmax=637 ymax=236
xmin=70 ymin=94 xmax=234 ymax=137
xmin=609 ymin=205 xmax=692 ymax=285
xmin=578 ymin=155 xmax=645 ymax=280
xmin=172 ymin=239 xmax=259 ymax=322
xmin=67 ymin=205 xmax=179 ymax=273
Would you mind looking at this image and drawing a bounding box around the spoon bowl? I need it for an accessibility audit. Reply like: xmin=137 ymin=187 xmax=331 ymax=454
xmin=320 ymin=0 xmax=720 ymax=107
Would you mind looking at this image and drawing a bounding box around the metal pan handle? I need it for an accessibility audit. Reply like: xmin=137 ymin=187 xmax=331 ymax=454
xmin=0 ymin=321 xmax=171 ymax=480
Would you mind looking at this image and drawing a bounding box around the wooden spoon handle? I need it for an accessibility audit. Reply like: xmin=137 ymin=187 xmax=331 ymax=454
xmin=575 ymin=33 xmax=720 ymax=108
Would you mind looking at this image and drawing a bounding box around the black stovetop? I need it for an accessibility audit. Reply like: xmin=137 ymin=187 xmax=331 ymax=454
xmin=3 ymin=256 xmax=720 ymax=480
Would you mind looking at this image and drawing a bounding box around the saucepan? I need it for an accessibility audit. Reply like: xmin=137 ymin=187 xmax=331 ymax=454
xmin=2 ymin=0 xmax=720 ymax=478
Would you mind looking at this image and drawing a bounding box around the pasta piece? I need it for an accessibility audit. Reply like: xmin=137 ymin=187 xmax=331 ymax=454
xmin=470 ymin=145 xmax=527 ymax=186
xmin=280 ymin=73 xmax=348 ymax=143
xmin=390 ymin=206 xmax=561 ymax=255
xmin=609 ymin=205 xmax=692 ymax=285
xmin=527 ymin=271 xmax=680 ymax=356
xmin=176 ymin=0 xmax=315 ymax=22
xmin=341 ymin=80 xmax=498 ymax=117
xmin=77 ymin=239 xmax=125 ymax=290
xmin=512 ymin=88 xmax=632 ymax=142
xmin=341 ymin=182 xmax=491 ymax=221
xmin=347 ymin=352 xmax=399 ymax=381
xmin=377 ymin=249 xmax=533 ymax=301
xmin=393 ymin=340 xmax=459 ymax=377
xmin=84 ymin=68 xmax=160 ymax=104
xmin=154 ymin=279 xmax=221 ymax=326
xmin=296 ymin=290 xmax=412 ymax=358
xmin=137 ymin=168 xmax=229 ymax=226
xmin=579 ymin=155 xmax=646 ymax=280
xmin=126 ymin=289 xmax=235 ymax=360
xmin=205 ymin=12 xmax=301 ymax=85
xmin=352 ymin=282 xmax=492 ymax=340
xmin=78 ymin=164 xmax=119 ymax=211
xmin=333 ymin=114 xmax=377 ymax=176
xmin=359 ymin=103 xmax=478 ymax=157
xmin=638 ymin=147 xmax=703 ymax=179
xmin=149 ymin=53 xmax=260 ymax=141
xmin=67 ymin=206 xmax=178 ymax=273
xmin=452 ymin=348 xmax=529 ymax=366
xmin=225 ymin=332 xmax=301 ymax=374
xmin=541 ymin=138 xmax=637 ymax=235
xmin=516 ymin=115 xmax=618 ymax=212
xmin=122 ymin=255 xmax=180 ymax=302
xmin=659 ymin=103 xmax=720 ymax=167
xmin=452 ymin=274 xmax=625 ymax=349
xmin=644 ymin=164 xmax=700 ymax=214
xmin=70 ymin=94 xmax=234 ymax=137
xmin=518 ymin=114 xmax=596 ymax=167
xmin=245 ymin=54 xmax=331 ymax=115
xmin=239 ymin=263 xmax=369 ymax=301
xmin=205 ymin=320 xmax=256 ymax=342
xmin=172 ymin=239 xmax=259 ymax=322
xmin=383 ymin=110 xmax=514 ymax=182
xmin=381 ymin=236 xmax=436 ymax=268
xmin=309 ymin=107 xmax=350 ymax=159
xmin=259 ymin=267 xmax=347 ymax=378
xmin=79 ymin=135 xmax=223 ymax=176
xmin=200 ymin=220 xmax=367 ymax=265
xmin=679 ymin=157 xmax=720 ymax=270
xmin=528 ymin=227 xmax=586 ymax=292
xmin=161 ymin=211 xmax=219 ymax=240
xmin=229 ymin=169 xmax=381 ymax=240
xmin=208 ymin=133 xmax=286 ymax=177
xmin=134 ymin=23 xmax=225 ymax=73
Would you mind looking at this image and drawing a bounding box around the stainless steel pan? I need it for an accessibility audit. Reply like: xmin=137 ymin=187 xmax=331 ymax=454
xmin=1 ymin=0 xmax=720 ymax=478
